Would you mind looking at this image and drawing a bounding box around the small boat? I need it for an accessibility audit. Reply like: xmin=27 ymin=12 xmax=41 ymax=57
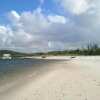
xmin=41 ymin=55 xmax=46 ymax=58
xmin=2 ymin=54 xmax=12 ymax=59
xmin=71 ymin=56 xmax=76 ymax=59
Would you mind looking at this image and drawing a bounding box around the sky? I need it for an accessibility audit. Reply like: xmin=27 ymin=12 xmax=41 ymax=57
xmin=0 ymin=0 xmax=100 ymax=52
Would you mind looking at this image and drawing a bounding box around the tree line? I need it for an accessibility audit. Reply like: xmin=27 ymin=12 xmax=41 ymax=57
xmin=46 ymin=43 xmax=100 ymax=56
xmin=0 ymin=43 xmax=100 ymax=58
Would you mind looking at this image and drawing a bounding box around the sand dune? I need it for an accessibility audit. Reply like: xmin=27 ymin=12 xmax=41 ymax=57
xmin=0 ymin=56 xmax=100 ymax=100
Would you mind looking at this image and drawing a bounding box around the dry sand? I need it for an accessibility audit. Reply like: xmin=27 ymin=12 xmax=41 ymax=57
xmin=0 ymin=56 xmax=100 ymax=100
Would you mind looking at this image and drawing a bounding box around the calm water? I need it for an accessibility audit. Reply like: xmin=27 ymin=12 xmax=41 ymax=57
xmin=0 ymin=59 xmax=36 ymax=76
xmin=0 ymin=58 xmax=64 ymax=86
xmin=0 ymin=58 xmax=59 ymax=76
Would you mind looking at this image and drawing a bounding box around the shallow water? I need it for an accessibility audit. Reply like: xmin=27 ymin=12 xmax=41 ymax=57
xmin=0 ymin=58 xmax=61 ymax=77
xmin=0 ymin=59 xmax=36 ymax=75
xmin=0 ymin=59 xmax=55 ymax=85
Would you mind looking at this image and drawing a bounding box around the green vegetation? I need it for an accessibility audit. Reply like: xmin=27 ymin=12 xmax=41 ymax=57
xmin=0 ymin=50 xmax=30 ymax=58
xmin=0 ymin=43 xmax=100 ymax=59
xmin=46 ymin=43 xmax=100 ymax=56
xmin=0 ymin=50 xmax=44 ymax=59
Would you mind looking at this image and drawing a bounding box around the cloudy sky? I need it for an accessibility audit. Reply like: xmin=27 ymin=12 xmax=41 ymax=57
xmin=0 ymin=0 xmax=100 ymax=52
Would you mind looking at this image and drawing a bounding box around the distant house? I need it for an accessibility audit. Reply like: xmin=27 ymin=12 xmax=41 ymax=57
xmin=2 ymin=54 xmax=12 ymax=59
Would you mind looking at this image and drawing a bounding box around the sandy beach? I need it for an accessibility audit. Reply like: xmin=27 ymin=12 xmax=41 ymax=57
xmin=0 ymin=56 xmax=100 ymax=100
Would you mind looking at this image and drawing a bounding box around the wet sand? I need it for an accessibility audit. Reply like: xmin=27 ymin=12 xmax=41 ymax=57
xmin=0 ymin=56 xmax=100 ymax=100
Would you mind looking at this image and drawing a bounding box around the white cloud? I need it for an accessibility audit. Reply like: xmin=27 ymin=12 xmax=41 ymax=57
xmin=48 ymin=41 xmax=65 ymax=51
xmin=0 ymin=8 xmax=69 ymax=52
xmin=56 ymin=0 xmax=94 ymax=15
xmin=0 ymin=1 xmax=100 ymax=52
xmin=8 ymin=10 xmax=20 ymax=22
xmin=48 ymin=15 xmax=67 ymax=24
xmin=0 ymin=26 xmax=7 ymax=34
xmin=20 ymin=8 xmax=50 ymax=33
xmin=0 ymin=25 xmax=13 ymax=47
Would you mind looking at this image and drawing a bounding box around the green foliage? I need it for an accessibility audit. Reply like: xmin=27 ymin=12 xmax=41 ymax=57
xmin=0 ymin=43 xmax=100 ymax=58
xmin=46 ymin=43 xmax=100 ymax=56
xmin=0 ymin=50 xmax=31 ymax=58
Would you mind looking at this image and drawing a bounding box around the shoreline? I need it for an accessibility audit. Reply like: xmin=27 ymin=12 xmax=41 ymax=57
xmin=0 ymin=56 xmax=100 ymax=100
xmin=0 ymin=58 xmax=66 ymax=93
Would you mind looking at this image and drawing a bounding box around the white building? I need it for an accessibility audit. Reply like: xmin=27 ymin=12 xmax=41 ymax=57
xmin=2 ymin=54 xmax=12 ymax=59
